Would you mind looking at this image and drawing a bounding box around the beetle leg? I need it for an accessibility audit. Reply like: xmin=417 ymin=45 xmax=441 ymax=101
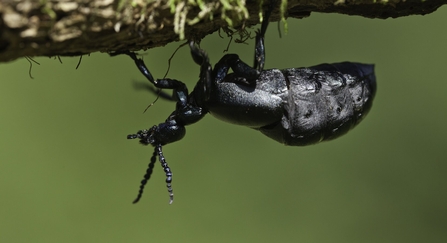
xmin=110 ymin=51 xmax=156 ymax=85
xmin=253 ymin=1 xmax=274 ymax=71
xmin=189 ymin=41 xmax=213 ymax=99
xmin=190 ymin=41 xmax=259 ymax=86
xmin=147 ymin=87 xmax=176 ymax=101
xmin=111 ymin=51 xmax=190 ymax=106
xmin=213 ymin=54 xmax=260 ymax=83
xmin=253 ymin=25 xmax=266 ymax=72
xmin=189 ymin=41 xmax=209 ymax=66
xmin=188 ymin=3 xmax=276 ymax=85
xmin=151 ymin=78 xmax=189 ymax=106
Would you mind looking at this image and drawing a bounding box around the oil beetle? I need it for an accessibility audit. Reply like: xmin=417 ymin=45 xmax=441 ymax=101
xmin=110 ymin=4 xmax=376 ymax=204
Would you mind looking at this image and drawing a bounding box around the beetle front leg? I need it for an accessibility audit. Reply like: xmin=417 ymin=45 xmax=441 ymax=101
xmin=110 ymin=51 xmax=189 ymax=103
xmin=110 ymin=51 xmax=157 ymax=85
xmin=153 ymin=78 xmax=189 ymax=106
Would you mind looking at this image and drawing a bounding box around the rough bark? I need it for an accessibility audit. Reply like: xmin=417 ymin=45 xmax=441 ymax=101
xmin=0 ymin=0 xmax=445 ymax=63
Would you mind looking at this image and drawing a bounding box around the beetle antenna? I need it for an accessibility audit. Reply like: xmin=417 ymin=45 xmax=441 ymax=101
xmin=155 ymin=144 xmax=174 ymax=204
xmin=133 ymin=147 xmax=157 ymax=204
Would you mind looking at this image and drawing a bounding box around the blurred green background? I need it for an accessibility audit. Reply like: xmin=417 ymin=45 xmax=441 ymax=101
xmin=1 ymin=7 xmax=447 ymax=243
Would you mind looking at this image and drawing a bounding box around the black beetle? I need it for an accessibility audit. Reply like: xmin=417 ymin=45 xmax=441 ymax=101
xmin=111 ymin=5 xmax=376 ymax=204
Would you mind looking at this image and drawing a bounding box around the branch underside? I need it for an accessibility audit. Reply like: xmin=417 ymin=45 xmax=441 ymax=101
xmin=0 ymin=0 xmax=445 ymax=63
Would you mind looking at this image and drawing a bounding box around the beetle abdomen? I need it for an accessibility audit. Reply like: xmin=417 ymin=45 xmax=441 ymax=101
xmin=259 ymin=63 xmax=376 ymax=146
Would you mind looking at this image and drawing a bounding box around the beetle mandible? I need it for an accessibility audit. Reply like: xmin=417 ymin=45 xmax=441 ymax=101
xmin=110 ymin=4 xmax=376 ymax=204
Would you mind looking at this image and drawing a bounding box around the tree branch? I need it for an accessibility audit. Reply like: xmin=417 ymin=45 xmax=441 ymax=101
xmin=0 ymin=0 xmax=445 ymax=63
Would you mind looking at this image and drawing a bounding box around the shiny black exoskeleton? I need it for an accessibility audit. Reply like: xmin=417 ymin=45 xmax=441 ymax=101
xmin=111 ymin=5 xmax=376 ymax=204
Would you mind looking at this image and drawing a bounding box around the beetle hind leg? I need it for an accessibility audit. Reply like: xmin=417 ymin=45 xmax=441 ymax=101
xmin=254 ymin=0 xmax=276 ymax=71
